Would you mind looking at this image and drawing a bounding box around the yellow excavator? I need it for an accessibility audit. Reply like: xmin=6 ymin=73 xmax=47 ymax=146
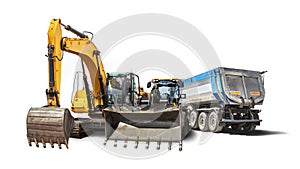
xmin=26 ymin=19 xmax=141 ymax=148
xmin=27 ymin=19 xmax=191 ymax=150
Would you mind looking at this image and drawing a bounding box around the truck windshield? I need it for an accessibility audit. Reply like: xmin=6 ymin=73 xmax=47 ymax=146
xmin=226 ymin=75 xmax=245 ymax=98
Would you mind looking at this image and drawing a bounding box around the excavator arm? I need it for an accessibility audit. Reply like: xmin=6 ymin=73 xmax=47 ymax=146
xmin=27 ymin=19 xmax=107 ymax=149
xmin=46 ymin=19 xmax=107 ymax=109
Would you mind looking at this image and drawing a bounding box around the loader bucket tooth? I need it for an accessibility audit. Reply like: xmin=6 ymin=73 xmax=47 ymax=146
xmin=114 ymin=139 xmax=117 ymax=147
xmin=134 ymin=137 xmax=139 ymax=149
xmin=145 ymin=137 xmax=150 ymax=149
xmin=157 ymin=138 xmax=161 ymax=150
xmin=168 ymin=138 xmax=172 ymax=150
xmin=123 ymin=138 xmax=128 ymax=148
xmin=26 ymin=107 xmax=74 ymax=149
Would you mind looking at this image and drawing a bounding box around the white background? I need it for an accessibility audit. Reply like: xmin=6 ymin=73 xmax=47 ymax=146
xmin=1 ymin=0 xmax=299 ymax=168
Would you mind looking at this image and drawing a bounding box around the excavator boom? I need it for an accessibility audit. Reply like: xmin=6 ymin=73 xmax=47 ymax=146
xmin=27 ymin=19 xmax=107 ymax=148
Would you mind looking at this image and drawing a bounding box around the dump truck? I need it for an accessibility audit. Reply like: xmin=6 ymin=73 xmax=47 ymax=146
xmin=181 ymin=67 xmax=266 ymax=132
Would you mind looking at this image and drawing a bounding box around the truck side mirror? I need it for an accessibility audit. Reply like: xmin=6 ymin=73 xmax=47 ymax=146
xmin=147 ymin=81 xmax=151 ymax=88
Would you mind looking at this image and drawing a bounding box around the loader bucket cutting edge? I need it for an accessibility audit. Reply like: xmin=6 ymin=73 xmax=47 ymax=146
xmin=26 ymin=107 xmax=74 ymax=149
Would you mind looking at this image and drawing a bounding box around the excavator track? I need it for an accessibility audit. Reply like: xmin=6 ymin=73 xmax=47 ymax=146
xmin=26 ymin=107 xmax=74 ymax=149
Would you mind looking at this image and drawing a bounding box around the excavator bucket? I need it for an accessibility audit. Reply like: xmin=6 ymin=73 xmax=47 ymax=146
xmin=103 ymin=106 xmax=191 ymax=151
xmin=26 ymin=107 xmax=74 ymax=149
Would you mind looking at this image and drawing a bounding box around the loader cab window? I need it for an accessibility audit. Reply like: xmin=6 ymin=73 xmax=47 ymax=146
xmin=125 ymin=74 xmax=140 ymax=106
xmin=107 ymin=76 xmax=125 ymax=105
xmin=132 ymin=74 xmax=140 ymax=105
xmin=226 ymin=75 xmax=246 ymax=98
xmin=154 ymin=80 xmax=181 ymax=104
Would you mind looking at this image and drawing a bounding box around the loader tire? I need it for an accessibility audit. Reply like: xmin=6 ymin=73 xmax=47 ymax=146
xmin=198 ymin=112 xmax=209 ymax=131
xmin=208 ymin=111 xmax=223 ymax=133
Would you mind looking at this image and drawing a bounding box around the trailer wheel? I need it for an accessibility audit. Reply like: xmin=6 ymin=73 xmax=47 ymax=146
xmin=243 ymin=123 xmax=256 ymax=132
xmin=198 ymin=112 xmax=208 ymax=131
xmin=231 ymin=124 xmax=241 ymax=130
xmin=189 ymin=110 xmax=199 ymax=129
xmin=208 ymin=111 xmax=223 ymax=132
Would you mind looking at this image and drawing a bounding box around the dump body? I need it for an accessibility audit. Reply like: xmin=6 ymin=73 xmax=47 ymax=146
xmin=181 ymin=67 xmax=266 ymax=132
xmin=182 ymin=67 xmax=265 ymax=106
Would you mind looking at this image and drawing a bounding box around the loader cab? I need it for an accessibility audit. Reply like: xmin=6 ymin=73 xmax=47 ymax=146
xmin=147 ymin=79 xmax=183 ymax=106
xmin=107 ymin=72 xmax=140 ymax=106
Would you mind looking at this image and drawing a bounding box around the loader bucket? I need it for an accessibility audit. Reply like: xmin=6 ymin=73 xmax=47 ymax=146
xmin=103 ymin=106 xmax=191 ymax=151
xmin=26 ymin=107 xmax=74 ymax=149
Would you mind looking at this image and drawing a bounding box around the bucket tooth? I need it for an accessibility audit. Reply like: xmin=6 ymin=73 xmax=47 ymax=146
xmin=27 ymin=137 xmax=32 ymax=147
xmin=64 ymin=139 xmax=69 ymax=149
xmin=114 ymin=139 xmax=117 ymax=147
xmin=103 ymin=139 xmax=108 ymax=146
xmin=41 ymin=138 xmax=46 ymax=148
xmin=168 ymin=138 xmax=172 ymax=150
xmin=157 ymin=138 xmax=161 ymax=150
xmin=134 ymin=136 xmax=139 ymax=149
xmin=34 ymin=138 xmax=39 ymax=147
xmin=57 ymin=138 xmax=61 ymax=149
xmin=145 ymin=137 xmax=150 ymax=149
xmin=179 ymin=141 xmax=183 ymax=151
xmin=123 ymin=138 xmax=128 ymax=148
xmin=50 ymin=139 xmax=54 ymax=148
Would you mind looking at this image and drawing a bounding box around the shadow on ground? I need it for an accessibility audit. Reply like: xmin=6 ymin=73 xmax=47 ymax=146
xmin=221 ymin=128 xmax=287 ymax=136
xmin=184 ymin=130 xmax=198 ymax=142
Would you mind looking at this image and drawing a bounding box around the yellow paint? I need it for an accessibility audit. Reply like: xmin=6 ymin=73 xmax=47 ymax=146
xmin=46 ymin=19 xmax=106 ymax=111
xmin=250 ymin=91 xmax=261 ymax=96
xmin=230 ymin=90 xmax=241 ymax=95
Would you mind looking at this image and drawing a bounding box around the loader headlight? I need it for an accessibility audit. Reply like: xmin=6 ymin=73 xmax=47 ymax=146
xmin=180 ymin=94 xmax=186 ymax=99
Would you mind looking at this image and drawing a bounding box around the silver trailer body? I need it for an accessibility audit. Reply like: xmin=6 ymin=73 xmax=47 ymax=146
xmin=181 ymin=67 xmax=266 ymax=132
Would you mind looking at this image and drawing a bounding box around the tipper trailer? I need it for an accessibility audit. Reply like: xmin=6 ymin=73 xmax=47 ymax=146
xmin=182 ymin=67 xmax=266 ymax=132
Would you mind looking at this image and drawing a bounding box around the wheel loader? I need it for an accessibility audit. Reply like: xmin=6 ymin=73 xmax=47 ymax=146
xmin=26 ymin=19 xmax=191 ymax=150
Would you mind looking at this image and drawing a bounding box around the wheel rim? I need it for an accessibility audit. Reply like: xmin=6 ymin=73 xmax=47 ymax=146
xmin=231 ymin=124 xmax=240 ymax=130
xmin=198 ymin=113 xmax=207 ymax=130
xmin=189 ymin=111 xmax=197 ymax=127
xmin=243 ymin=123 xmax=255 ymax=131
xmin=209 ymin=113 xmax=217 ymax=131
